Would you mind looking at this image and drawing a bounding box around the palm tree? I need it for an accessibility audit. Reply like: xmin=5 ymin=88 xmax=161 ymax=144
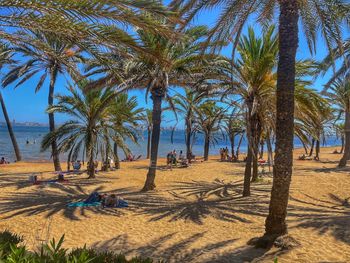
xmin=173 ymin=0 xmax=348 ymax=242
xmin=229 ymin=26 xmax=278 ymax=190
xmin=223 ymin=112 xmax=244 ymax=162
xmin=173 ymin=88 xmax=209 ymax=161
xmin=334 ymin=123 xmax=345 ymax=154
xmin=196 ymin=101 xmax=226 ymax=161
xmin=0 ymin=1 xmax=174 ymax=54
xmin=0 ymin=44 xmax=21 ymax=161
xmin=41 ymin=82 xmax=118 ymax=178
xmin=3 ymin=31 xmax=84 ymax=171
xmin=108 ymin=94 xmax=144 ymax=169
xmin=135 ymin=24 xmax=220 ymax=191
xmin=323 ymin=77 xmax=350 ymax=167
xmin=320 ymin=37 xmax=350 ymax=88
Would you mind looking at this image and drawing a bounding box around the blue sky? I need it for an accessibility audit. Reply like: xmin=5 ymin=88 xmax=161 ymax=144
xmin=0 ymin=4 xmax=342 ymax=127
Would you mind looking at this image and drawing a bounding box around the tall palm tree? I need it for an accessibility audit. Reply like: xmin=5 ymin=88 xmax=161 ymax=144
xmin=41 ymin=82 xmax=118 ymax=178
xmin=3 ymin=31 xmax=85 ymax=171
xmin=0 ymin=44 xmax=21 ymax=161
xmin=323 ymin=77 xmax=350 ymax=167
xmin=173 ymin=0 xmax=349 ymax=242
xmin=196 ymin=101 xmax=226 ymax=161
xmin=228 ymin=26 xmax=278 ymax=192
xmin=137 ymin=24 xmax=220 ymax=191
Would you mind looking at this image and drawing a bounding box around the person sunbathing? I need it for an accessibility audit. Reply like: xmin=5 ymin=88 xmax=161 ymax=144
xmin=105 ymin=194 xmax=120 ymax=207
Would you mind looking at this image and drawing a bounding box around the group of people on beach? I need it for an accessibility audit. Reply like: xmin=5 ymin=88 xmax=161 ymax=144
xmin=166 ymin=150 xmax=190 ymax=170
xmin=220 ymin=147 xmax=231 ymax=161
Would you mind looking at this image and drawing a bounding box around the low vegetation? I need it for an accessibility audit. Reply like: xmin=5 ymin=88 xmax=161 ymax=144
xmin=0 ymin=230 xmax=157 ymax=263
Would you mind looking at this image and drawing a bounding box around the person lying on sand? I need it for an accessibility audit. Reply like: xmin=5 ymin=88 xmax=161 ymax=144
xmin=101 ymin=194 xmax=126 ymax=208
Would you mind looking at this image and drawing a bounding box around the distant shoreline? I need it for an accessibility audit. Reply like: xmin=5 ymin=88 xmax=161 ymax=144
xmin=0 ymin=122 xmax=48 ymax=128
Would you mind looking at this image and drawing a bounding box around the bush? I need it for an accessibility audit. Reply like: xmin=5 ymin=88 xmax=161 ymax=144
xmin=0 ymin=230 xmax=24 ymax=257
xmin=0 ymin=231 xmax=155 ymax=263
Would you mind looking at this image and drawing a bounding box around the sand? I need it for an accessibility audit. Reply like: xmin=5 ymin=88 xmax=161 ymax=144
xmin=0 ymin=147 xmax=349 ymax=262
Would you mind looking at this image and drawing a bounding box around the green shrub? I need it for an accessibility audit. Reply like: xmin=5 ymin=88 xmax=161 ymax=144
xmin=0 ymin=230 xmax=24 ymax=257
xmin=0 ymin=231 xmax=156 ymax=263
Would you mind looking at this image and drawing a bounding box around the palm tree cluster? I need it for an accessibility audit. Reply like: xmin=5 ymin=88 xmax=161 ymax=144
xmin=1 ymin=0 xmax=350 ymax=247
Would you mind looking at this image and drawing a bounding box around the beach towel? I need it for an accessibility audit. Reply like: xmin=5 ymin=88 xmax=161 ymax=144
xmin=67 ymin=191 xmax=128 ymax=208
xmin=115 ymin=199 xmax=128 ymax=208
xmin=67 ymin=200 xmax=128 ymax=208
xmin=67 ymin=202 xmax=101 ymax=207
xmin=84 ymin=192 xmax=100 ymax=203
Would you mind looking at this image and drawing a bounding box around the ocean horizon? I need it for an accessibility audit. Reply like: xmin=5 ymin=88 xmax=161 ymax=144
xmin=0 ymin=125 xmax=342 ymax=162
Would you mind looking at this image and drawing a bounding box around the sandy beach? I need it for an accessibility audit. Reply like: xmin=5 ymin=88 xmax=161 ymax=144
xmin=0 ymin=147 xmax=349 ymax=262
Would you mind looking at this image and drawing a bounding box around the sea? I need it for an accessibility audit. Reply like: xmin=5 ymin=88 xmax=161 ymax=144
xmin=0 ymin=125 xmax=342 ymax=162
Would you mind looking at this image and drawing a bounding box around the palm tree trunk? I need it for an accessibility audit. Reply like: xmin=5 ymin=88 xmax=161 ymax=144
xmin=266 ymin=131 xmax=274 ymax=171
xmin=309 ymin=138 xmax=315 ymax=157
xmin=185 ymin=116 xmax=192 ymax=161
xmin=259 ymin=139 xmax=264 ymax=159
xmin=142 ymin=88 xmax=164 ymax=191
xmin=315 ymin=140 xmax=320 ymax=160
xmin=236 ymin=133 xmax=244 ymax=161
xmin=243 ymin=144 xmax=252 ymax=197
xmin=113 ymin=143 xmax=120 ymax=169
xmin=339 ymin=111 xmax=350 ymax=167
xmin=87 ymin=131 xmax=95 ymax=178
xmin=87 ymin=153 xmax=95 ymax=178
xmin=67 ymin=145 xmax=75 ymax=171
xmin=146 ymin=128 xmax=151 ymax=159
xmin=301 ymin=139 xmax=309 ymax=155
xmin=230 ymin=132 xmax=235 ymax=161
xmin=340 ymin=135 xmax=345 ymax=154
xmin=48 ymin=67 xmax=61 ymax=171
xmin=264 ymin=0 xmax=299 ymax=239
xmin=0 ymin=91 xmax=21 ymax=161
xmin=204 ymin=131 xmax=210 ymax=161
xmin=251 ymin=114 xmax=261 ymax=182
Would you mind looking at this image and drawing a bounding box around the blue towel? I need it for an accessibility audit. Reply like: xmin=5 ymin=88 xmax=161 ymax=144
xmin=117 ymin=200 xmax=128 ymax=208
xmin=67 ymin=201 xmax=101 ymax=207
xmin=84 ymin=192 xmax=100 ymax=203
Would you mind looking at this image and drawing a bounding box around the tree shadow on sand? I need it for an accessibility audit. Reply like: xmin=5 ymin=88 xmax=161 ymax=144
xmin=132 ymin=179 xmax=271 ymax=225
xmin=289 ymin=192 xmax=350 ymax=244
xmin=0 ymin=171 xmax=114 ymax=190
xmin=92 ymin=231 xmax=290 ymax=262
xmin=91 ymin=231 xmax=275 ymax=263
xmin=0 ymin=185 xmax=143 ymax=221
xmin=298 ymin=165 xmax=350 ymax=174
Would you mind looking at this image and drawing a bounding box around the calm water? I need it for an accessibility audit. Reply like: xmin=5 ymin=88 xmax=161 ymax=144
xmin=0 ymin=125 xmax=341 ymax=162
xmin=0 ymin=125 xmax=247 ymax=161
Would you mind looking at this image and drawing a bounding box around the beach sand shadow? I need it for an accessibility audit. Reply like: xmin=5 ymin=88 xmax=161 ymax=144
xmin=131 ymin=179 xmax=271 ymax=225
xmin=289 ymin=192 xmax=350 ymax=245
